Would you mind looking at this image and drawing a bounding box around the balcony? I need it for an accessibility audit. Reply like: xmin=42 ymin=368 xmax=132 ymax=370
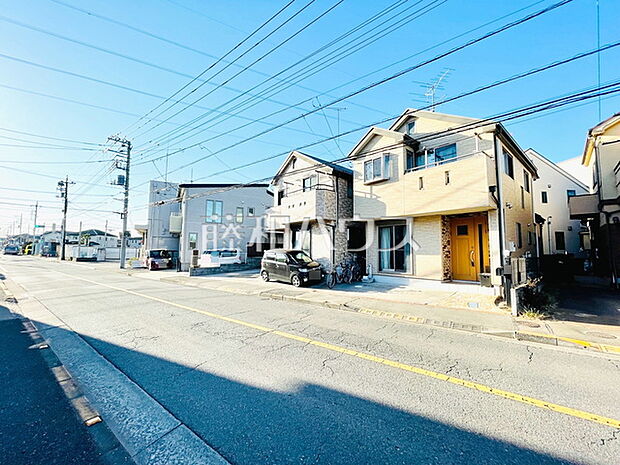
xmin=266 ymin=187 xmax=337 ymax=229
xmin=569 ymin=193 xmax=598 ymax=219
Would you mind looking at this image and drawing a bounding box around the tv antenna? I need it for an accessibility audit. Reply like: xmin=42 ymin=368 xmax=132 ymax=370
xmin=411 ymin=68 xmax=454 ymax=112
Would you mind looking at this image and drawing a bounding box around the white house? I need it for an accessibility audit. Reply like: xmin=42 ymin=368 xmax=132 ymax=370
xmin=526 ymin=149 xmax=589 ymax=256
xmin=178 ymin=183 xmax=272 ymax=270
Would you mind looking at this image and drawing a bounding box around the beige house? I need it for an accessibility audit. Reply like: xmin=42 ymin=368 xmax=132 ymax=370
xmin=569 ymin=112 xmax=620 ymax=285
xmin=266 ymin=151 xmax=354 ymax=267
xmin=348 ymin=109 xmax=538 ymax=293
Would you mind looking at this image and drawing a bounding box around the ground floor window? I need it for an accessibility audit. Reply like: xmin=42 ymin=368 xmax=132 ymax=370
xmin=378 ymin=224 xmax=407 ymax=272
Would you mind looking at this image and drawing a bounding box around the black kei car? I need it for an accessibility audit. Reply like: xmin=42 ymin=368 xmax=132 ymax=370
xmin=261 ymin=249 xmax=322 ymax=287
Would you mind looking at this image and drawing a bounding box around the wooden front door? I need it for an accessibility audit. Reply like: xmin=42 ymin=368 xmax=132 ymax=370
xmin=450 ymin=215 xmax=489 ymax=281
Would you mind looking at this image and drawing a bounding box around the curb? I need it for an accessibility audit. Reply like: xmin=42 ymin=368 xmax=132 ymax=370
xmin=222 ymin=285 xmax=620 ymax=356
xmin=19 ymin=317 xmax=136 ymax=465
xmin=0 ymin=288 xmax=135 ymax=465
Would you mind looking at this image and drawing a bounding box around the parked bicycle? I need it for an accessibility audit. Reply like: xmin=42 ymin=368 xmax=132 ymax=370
xmin=325 ymin=255 xmax=363 ymax=288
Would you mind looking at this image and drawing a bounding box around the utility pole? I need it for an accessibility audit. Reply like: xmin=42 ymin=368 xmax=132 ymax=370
xmin=57 ymin=176 xmax=74 ymax=261
xmin=32 ymin=201 xmax=38 ymax=237
xmin=108 ymin=136 xmax=131 ymax=269
xmin=76 ymin=221 xmax=83 ymax=261
xmin=32 ymin=201 xmax=38 ymax=255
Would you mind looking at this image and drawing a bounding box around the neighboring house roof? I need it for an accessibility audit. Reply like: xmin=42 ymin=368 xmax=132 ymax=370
xmin=347 ymin=127 xmax=406 ymax=159
xmin=526 ymin=149 xmax=588 ymax=192
xmin=582 ymin=112 xmax=620 ymax=166
xmin=80 ymin=229 xmax=115 ymax=237
xmin=388 ymin=108 xmax=481 ymax=132
xmin=272 ymin=150 xmax=352 ymax=184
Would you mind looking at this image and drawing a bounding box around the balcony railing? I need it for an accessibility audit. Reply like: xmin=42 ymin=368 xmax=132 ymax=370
xmin=403 ymin=149 xmax=486 ymax=174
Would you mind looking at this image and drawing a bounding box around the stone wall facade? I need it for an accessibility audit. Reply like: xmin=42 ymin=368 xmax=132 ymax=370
xmin=441 ymin=216 xmax=451 ymax=281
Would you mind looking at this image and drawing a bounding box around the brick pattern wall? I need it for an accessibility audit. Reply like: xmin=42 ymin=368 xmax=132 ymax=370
xmin=441 ymin=216 xmax=451 ymax=281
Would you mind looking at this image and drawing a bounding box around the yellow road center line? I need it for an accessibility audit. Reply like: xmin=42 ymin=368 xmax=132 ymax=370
xmin=46 ymin=271 xmax=620 ymax=429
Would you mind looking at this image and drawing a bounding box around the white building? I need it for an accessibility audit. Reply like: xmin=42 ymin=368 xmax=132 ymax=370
xmin=178 ymin=183 xmax=272 ymax=270
xmin=526 ymin=149 xmax=588 ymax=255
xmin=142 ymin=180 xmax=181 ymax=252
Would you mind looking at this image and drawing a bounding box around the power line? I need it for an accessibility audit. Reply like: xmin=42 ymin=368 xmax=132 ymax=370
xmin=130 ymin=0 xmax=345 ymax=139
xmin=138 ymin=39 xmax=616 ymax=197
xmin=132 ymin=0 xmax=577 ymax=175
xmin=0 ymin=126 xmax=102 ymax=146
xmin=0 ymin=158 xmax=109 ymax=164
xmin=0 ymin=186 xmax=114 ymax=197
xmin=0 ymin=164 xmax=119 ymax=187
xmin=0 ymin=12 xmax=344 ymax=126
xmin=133 ymin=0 xmax=437 ymax=150
xmin=0 ymin=53 xmax=359 ymax=146
xmin=119 ymin=0 xmax=300 ymax=134
xmin=149 ymin=81 xmax=620 ymax=207
xmin=131 ymin=0 xmax=533 ymax=156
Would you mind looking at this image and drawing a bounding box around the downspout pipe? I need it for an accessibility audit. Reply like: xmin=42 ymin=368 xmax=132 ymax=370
xmin=493 ymin=134 xmax=509 ymax=303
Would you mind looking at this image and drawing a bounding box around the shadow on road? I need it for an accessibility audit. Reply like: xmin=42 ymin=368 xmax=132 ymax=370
xmin=34 ymin=322 xmax=584 ymax=465
xmin=549 ymin=284 xmax=620 ymax=327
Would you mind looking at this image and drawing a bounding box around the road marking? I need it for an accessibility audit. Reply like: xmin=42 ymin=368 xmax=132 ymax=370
xmin=517 ymin=330 xmax=620 ymax=354
xmin=34 ymin=270 xmax=620 ymax=429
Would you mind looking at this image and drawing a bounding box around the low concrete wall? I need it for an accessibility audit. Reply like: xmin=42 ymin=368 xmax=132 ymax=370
xmin=189 ymin=259 xmax=261 ymax=277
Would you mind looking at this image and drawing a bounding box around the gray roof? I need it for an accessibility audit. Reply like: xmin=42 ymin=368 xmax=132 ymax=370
xmin=297 ymin=152 xmax=353 ymax=176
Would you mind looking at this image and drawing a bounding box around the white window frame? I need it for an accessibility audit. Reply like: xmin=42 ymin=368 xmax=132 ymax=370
xmin=235 ymin=206 xmax=244 ymax=224
xmin=206 ymin=199 xmax=223 ymax=224
xmin=363 ymin=153 xmax=391 ymax=184
xmin=302 ymin=175 xmax=317 ymax=192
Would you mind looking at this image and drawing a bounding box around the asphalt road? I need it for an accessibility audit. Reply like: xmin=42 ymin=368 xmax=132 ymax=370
xmin=1 ymin=255 xmax=619 ymax=465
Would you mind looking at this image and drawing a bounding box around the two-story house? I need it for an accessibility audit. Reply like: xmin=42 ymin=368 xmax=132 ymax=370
xmin=178 ymin=183 xmax=272 ymax=270
xmin=569 ymin=112 xmax=620 ymax=286
xmin=266 ymin=151 xmax=354 ymax=267
xmin=348 ymin=109 xmax=538 ymax=294
xmin=526 ymin=149 xmax=589 ymax=256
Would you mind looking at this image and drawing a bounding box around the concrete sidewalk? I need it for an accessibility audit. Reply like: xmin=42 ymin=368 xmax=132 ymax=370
xmin=0 ymin=303 xmax=132 ymax=465
xmin=151 ymin=272 xmax=620 ymax=355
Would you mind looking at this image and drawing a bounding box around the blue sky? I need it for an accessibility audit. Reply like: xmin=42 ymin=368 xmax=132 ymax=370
xmin=0 ymin=0 xmax=618 ymax=234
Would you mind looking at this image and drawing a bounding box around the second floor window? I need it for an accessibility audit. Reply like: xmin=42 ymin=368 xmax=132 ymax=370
xmin=235 ymin=207 xmax=244 ymax=223
xmin=206 ymin=200 xmax=223 ymax=223
xmin=406 ymin=150 xmax=414 ymax=171
xmin=364 ymin=154 xmax=390 ymax=182
xmin=541 ymin=191 xmax=548 ymax=203
xmin=523 ymin=170 xmax=530 ymax=192
xmin=504 ymin=151 xmax=514 ymax=178
xmin=433 ymin=144 xmax=457 ymax=164
xmin=302 ymin=176 xmax=316 ymax=192
xmin=516 ymin=222 xmax=522 ymax=249
xmin=567 ymin=189 xmax=576 ymax=201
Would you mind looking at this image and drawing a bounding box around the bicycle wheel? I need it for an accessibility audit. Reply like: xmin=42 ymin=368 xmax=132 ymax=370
xmin=326 ymin=272 xmax=336 ymax=289
xmin=344 ymin=267 xmax=353 ymax=284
